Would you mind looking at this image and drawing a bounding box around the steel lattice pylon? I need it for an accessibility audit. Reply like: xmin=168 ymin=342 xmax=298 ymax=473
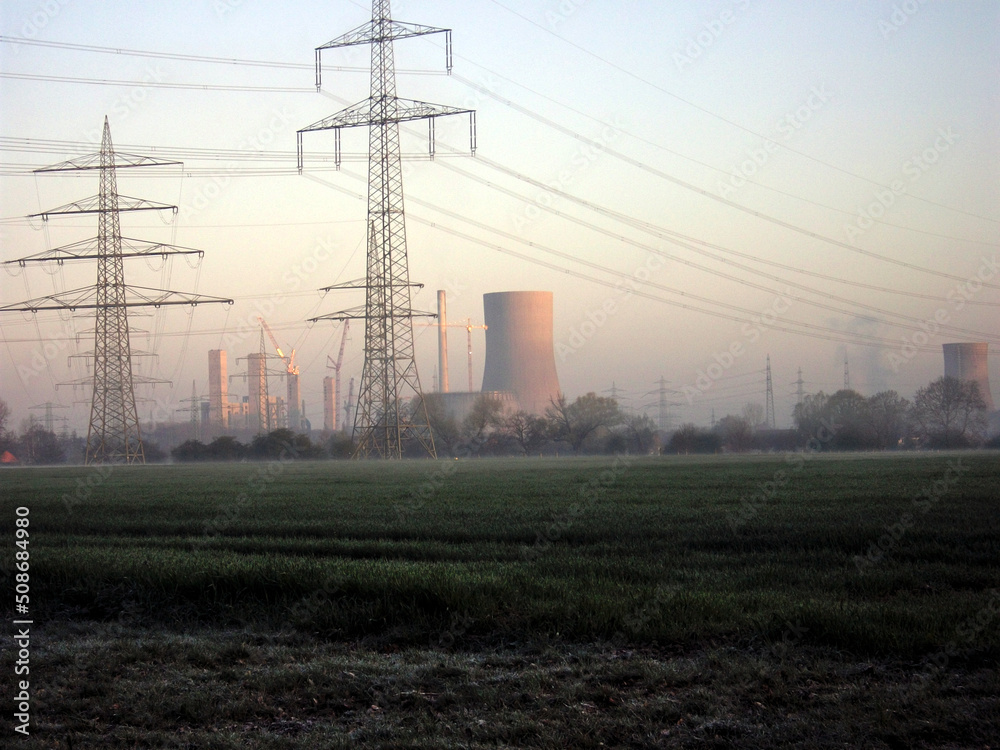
xmin=1 ymin=118 xmax=234 ymax=464
xmin=87 ymin=121 xmax=143 ymax=463
xmin=299 ymin=0 xmax=477 ymax=459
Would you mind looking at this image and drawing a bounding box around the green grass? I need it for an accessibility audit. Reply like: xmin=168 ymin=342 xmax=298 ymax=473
xmin=1 ymin=453 xmax=998 ymax=747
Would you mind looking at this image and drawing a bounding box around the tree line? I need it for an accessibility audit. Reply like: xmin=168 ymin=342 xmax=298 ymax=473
xmin=671 ymin=376 xmax=995 ymax=454
xmin=0 ymin=375 xmax=994 ymax=464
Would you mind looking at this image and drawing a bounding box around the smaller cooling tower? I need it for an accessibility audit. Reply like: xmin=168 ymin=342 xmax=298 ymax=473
xmin=481 ymin=291 xmax=561 ymax=414
xmin=943 ymin=343 xmax=994 ymax=411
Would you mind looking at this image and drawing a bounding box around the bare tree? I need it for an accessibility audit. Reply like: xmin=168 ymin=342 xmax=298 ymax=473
xmin=863 ymin=390 xmax=910 ymax=450
xmin=715 ymin=415 xmax=754 ymax=452
xmin=503 ymin=410 xmax=548 ymax=456
xmin=911 ymin=376 xmax=987 ymax=447
xmin=545 ymin=392 xmax=622 ymax=454
xmin=742 ymin=402 xmax=765 ymax=431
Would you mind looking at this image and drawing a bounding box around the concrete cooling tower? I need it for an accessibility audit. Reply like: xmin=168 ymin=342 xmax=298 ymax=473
xmin=480 ymin=291 xmax=561 ymax=414
xmin=943 ymin=343 xmax=994 ymax=411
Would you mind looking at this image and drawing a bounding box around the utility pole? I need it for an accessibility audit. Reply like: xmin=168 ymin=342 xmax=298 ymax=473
xmin=300 ymin=0 xmax=476 ymax=459
xmin=765 ymin=355 xmax=776 ymax=429
xmin=0 ymin=118 xmax=232 ymax=463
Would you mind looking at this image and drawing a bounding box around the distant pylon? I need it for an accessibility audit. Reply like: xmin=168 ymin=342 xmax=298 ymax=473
xmin=300 ymin=0 xmax=476 ymax=459
xmin=765 ymin=355 xmax=776 ymax=429
xmin=0 ymin=118 xmax=232 ymax=464
xmin=844 ymin=355 xmax=851 ymax=391
xmin=795 ymin=367 xmax=805 ymax=406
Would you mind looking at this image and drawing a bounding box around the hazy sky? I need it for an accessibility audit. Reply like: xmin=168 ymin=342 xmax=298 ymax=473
xmin=1 ymin=0 xmax=998 ymax=433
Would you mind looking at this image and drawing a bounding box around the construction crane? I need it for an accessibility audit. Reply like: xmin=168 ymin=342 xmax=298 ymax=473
xmin=259 ymin=316 xmax=297 ymax=375
xmin=326 ymin=321 xmax=350 ymax=431
xmin=416 ymin=318 xmax=487 ymax=393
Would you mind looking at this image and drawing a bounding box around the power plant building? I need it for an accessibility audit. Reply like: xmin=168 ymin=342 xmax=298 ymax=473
xmin=480 ymin=291 xmax=561 ymax=414
xmin=943 ymin=343 xmax=994 ymax=411
xmin=208 ymin=349 xmax=228 ymax=428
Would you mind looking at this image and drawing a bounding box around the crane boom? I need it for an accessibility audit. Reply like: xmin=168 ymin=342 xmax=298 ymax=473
xmin=259 ymin=316 xmax=297 ymax=374
xmin=326 ymin=321 xmax=350 ymax=431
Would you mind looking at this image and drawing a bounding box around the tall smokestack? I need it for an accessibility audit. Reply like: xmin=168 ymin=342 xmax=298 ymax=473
xmin=437 ymin=289 xmax=449 ymax=393
xmin=208 ymin=349 xmax=228 ymax=428
xmin=943 ymin=343 xmax=994 ymax=411
xmin=481 ymin=291 xmax=561 ymax=414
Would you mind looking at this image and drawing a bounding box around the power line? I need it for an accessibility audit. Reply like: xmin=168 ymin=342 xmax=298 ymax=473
xmin=0 ymin=71 xmax=314 ymax=93
xmin=485 ymin=0 xmax=999 ymax=226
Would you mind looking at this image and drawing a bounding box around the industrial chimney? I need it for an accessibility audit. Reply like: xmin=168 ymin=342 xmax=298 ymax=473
xmin=480 ymin=291 xmax=561 ymax=414
xmin=943 ymin=343 xmax=995 ymax=411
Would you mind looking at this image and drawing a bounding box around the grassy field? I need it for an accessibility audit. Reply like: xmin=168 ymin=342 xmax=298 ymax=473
xmin=1 ymin=453 xmax=998 ymax=748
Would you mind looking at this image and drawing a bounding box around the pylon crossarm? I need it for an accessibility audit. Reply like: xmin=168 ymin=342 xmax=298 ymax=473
xmin=319 ymin=278 xmax=422 ymax=292
xmin=56 ymin=374 xmax=171 ymax=390
xmin=3 ymin=237 xmax=203 ymax=266
xmin=0 ymin=285 xmax=233 ymax=312
xmin=29 ymin=194 xmax=177 ymax=218
xmin=318 ymin=19 xmax=447 ymax=50
xmin=35 ymin=151 xmax=181 ymax=173
xmin=310 ymin=306 xmax=435 ymax=323
xmin=300 ymin=98 xmax=471 ymax=133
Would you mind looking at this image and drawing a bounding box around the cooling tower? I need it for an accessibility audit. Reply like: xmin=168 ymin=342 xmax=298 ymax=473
xmin=208 ymin=349 xmax=228 ymax=428
xmin=480 ymin=291 xmax=561 ymax=414
xmin=943 ymin=343 xmax=994 ymax=411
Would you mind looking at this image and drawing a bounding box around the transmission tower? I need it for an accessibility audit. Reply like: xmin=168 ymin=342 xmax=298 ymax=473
xmin=231 ymin=326 xmax=287 ymax=434
xmin=299 ymin=0 xmax=476 ymax=459
xmin=794 ymin=367 xmax=805 ymax=407
xmin=176 ymin=380 xmax=203 ymax=439
xmin=843 ymin=355 xmax=851 ymax=391
xmin=646 ymin=376 xmax=678 ymax=433
xmin=0 ymin=118 xmax=233 ymax=463
xmin=28 ymin=402 xmax=70 ymax=433
xmin=765 ymin=355 xmax=776 ymax=429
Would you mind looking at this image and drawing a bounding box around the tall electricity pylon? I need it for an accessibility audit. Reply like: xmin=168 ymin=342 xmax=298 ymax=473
xmin=1 ymin=118 xmax=233 ymax=464
xmin=299 ymin=0 xmax=476 ymax=459
xmin=765 ymin=355 xmax=776 ymax=429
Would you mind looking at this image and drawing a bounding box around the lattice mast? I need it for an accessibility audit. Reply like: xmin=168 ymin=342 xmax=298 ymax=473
xmin=765 ymin=355 xmax=776 ymax=429
xmin=88 ymin=121 xmax=142 ymax=462
xmin=0 ymin=118 xmax=233 ymax=464
xmin=299 ymin=0 xmax=476 ymax=459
